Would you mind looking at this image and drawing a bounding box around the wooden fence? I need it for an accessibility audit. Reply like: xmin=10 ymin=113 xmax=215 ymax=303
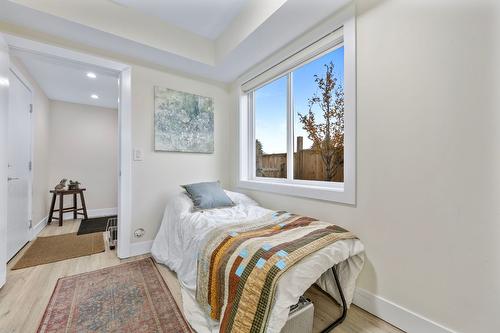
xmin=257 ymin=137 xmax=343 ymax=182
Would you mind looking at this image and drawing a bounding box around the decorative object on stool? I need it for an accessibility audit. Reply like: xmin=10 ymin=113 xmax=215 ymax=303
xmin=36 ymin=258 xmax=191 ymax=333
xmin=54 ymin=178 xmax=67 ymax=191
xmin=47 ymin=188 xmax=88 ymax=226
xmin=67 ymin=180 xmax=81 ymax=190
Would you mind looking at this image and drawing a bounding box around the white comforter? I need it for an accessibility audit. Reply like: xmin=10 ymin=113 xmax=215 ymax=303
xmin=151 ymin=191 xmax=365 ymax=333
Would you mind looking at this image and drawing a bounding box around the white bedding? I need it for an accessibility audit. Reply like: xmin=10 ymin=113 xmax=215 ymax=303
xmin=151 ymin=191 xmax=365 ymax=333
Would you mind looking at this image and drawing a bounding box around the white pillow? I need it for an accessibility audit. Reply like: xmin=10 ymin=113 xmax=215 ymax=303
xmin=224 ymin=190 xmax=259 ymax=207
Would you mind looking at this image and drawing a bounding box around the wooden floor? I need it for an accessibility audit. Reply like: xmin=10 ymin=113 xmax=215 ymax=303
xmin=0 ymin=219 xmax=404 ymax=333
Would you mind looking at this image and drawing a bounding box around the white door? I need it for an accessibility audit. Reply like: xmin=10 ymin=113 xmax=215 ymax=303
xmin=0 ymin=34 xmax=10 ymax=287
xmin=6 ymin=70 xmax=32 ymax=260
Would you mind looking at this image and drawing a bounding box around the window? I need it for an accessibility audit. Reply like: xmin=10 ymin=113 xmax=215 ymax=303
xmin=255 ymin=76 xmax=287 ymax=179
xmin=294 ymin=47 xmax=345 ymax=183
xmin=239 ymin=16 xmax=355 ymax=204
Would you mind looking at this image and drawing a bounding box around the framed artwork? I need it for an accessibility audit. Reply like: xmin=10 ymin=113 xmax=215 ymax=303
xmin=154 ymin=86 xmax=214 ymax=153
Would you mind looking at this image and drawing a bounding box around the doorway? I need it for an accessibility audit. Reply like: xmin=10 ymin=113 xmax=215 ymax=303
xmin=6 ymin=68 xmax=32 ymax=260
xmin=6 ymin=48 xmax=122 ymax=267
xmin=0 ymin=33 xmax=132 ymax=288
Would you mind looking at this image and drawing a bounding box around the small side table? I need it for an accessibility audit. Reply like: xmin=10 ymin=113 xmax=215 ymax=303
xmin=48 ymin=188 xmax=88 ymax=226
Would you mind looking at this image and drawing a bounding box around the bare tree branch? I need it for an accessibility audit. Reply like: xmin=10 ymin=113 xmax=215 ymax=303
xmin=297 ymin=62 xmax=344 ymax=181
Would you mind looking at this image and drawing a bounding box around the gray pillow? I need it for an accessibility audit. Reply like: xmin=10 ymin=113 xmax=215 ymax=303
xmin=181 ymin=181 xmax=234 ymax=211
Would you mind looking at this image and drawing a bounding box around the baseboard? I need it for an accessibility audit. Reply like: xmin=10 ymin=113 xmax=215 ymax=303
xmin=60 ymin=207 xmax=118 ymax=220
xmin=353 ymin=288 xmax=458 ymax=333
xmin=87 ymin=207 xmax=118 ymax=218
xmin=30 ymin=216 xmax=47 ymax=240
xmin=129 ymin=240 xmax=153 ymax=257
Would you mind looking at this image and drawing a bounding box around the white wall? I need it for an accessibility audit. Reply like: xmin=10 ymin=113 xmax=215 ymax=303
xmin=9 ymin=57 xmax=50 ymax=228
xmin=230 ymin=1 xmax=500 ymax=333
xmin=48 ymin=100 xmax=118 ymax=211
xmin=130 ymin=65 xmax=231 ymax=242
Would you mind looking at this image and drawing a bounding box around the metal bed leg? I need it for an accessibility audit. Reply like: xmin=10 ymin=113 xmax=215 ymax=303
xmin=319 ymin=266 xmax=348 ymax=333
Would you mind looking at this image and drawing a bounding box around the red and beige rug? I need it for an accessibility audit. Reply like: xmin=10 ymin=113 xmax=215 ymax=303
xmin=37 ymin=257 xmax=192 ymax=333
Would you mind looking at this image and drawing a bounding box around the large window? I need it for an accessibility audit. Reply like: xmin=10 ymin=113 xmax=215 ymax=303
xmin=239 ymin=17 xmax=355 ymax=204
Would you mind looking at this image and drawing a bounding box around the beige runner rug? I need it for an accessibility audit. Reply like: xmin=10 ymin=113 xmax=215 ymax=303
xmin=12 ymin=232 xmax=105 ymax=270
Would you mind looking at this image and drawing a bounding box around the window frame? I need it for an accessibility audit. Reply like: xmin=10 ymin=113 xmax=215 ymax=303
xmin=238 ymin=14 xmax=356 ymax=204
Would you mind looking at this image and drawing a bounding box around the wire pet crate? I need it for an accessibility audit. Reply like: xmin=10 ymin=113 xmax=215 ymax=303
xmin=106 ymin=217 xmax=118 ymax=250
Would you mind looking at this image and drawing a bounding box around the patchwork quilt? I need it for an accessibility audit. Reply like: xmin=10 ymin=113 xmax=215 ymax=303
xmin=196 ymin=211 xmax=357 ymax=333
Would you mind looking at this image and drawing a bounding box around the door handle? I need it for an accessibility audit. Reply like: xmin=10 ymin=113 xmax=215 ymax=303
xmin=7 ymin=177 xmax=20 ymax=181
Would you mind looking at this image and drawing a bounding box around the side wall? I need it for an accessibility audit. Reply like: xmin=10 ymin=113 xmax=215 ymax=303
xmin=48 ymin=100 xmax=118 ymax=211
xmin=230 ymin=1 xmax=500 ymax=333
xmin=10 ymin=56 xmax=50 ymax=228
xmin=130 ymin=65 xmax=231 ymax=242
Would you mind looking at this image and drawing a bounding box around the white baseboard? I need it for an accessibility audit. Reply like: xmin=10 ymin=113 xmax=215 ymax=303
xmin=129 ymin=240 xmax=153 ymax=257
xmin=59 ymin=207 xmax=118 ymax=220
xmin=30 ymin=216 xmax=47 ymax=240
xmin=353 ymin=288 xmax=458 ymax=333
xmin=87 ymin=207 xmax=117 ymax=218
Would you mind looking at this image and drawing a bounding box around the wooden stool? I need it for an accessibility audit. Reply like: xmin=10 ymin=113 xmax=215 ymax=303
xmin=48 ymin=188 xmax=88 ymax=226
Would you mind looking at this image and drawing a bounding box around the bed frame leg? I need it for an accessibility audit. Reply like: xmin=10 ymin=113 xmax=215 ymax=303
xmin=319 ymin=266 xmax=348 ymax=333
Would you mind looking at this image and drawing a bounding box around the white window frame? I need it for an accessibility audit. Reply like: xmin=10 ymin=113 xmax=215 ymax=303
xmin=237 ymin=13 xmax=356 ymax=204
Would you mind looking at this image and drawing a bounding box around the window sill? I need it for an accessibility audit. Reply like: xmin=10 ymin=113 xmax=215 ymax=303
xmin=237 ymin=179 xmax=355 ymax=204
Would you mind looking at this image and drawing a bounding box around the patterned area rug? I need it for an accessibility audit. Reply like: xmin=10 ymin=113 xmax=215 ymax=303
xmin=37 ymin=258 xmax=192 ymax=333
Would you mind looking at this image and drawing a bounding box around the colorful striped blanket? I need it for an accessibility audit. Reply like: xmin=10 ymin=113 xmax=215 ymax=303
xmin=196 ymin=211 xmax=356 ymax=333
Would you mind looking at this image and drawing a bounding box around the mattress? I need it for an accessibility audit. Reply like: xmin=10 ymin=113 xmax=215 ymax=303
xmin=151 ymin=190 xmax=364 ymax=333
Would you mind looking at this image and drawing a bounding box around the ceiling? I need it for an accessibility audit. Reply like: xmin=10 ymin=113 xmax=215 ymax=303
xmin=0 ymin=0 xmax=351 ymax=83
xmin=111 ymin=0 xmax=250 ymax=40
xmin=13 ymin=49 xmax=119 ymax=108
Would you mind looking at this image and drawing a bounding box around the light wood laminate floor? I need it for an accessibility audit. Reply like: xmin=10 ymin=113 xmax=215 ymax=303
xmin=0 ymin=219 xmax=404 ymax=333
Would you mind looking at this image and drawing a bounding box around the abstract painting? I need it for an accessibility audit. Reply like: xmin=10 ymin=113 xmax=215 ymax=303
xmin=154 ymin=86 xmax=214 ymax=153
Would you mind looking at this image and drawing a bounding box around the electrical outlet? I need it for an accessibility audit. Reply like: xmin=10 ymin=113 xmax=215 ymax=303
xmin=134 ymin=228 xmax=145 ymax=238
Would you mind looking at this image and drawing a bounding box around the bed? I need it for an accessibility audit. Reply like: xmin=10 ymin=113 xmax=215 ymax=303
xmin=151 ymin=190 xmax=365 ymax=333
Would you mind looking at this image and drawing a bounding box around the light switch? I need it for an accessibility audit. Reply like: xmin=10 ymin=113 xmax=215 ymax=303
xmin=133 ymin=148 xmax=144 ymax=161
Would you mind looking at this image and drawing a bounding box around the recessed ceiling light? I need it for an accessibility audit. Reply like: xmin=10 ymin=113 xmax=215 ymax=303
xmin=0 ymin=77 xmax=9 ymax=87
xmin=91 ymin=94 xmax=99 ymax=99
xmin=86 ymin=72 xmax=97 ymax=79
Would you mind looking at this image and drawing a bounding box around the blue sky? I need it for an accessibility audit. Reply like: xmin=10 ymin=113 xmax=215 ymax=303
xmin=255 ymin=46 xmax=344 ymax=154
